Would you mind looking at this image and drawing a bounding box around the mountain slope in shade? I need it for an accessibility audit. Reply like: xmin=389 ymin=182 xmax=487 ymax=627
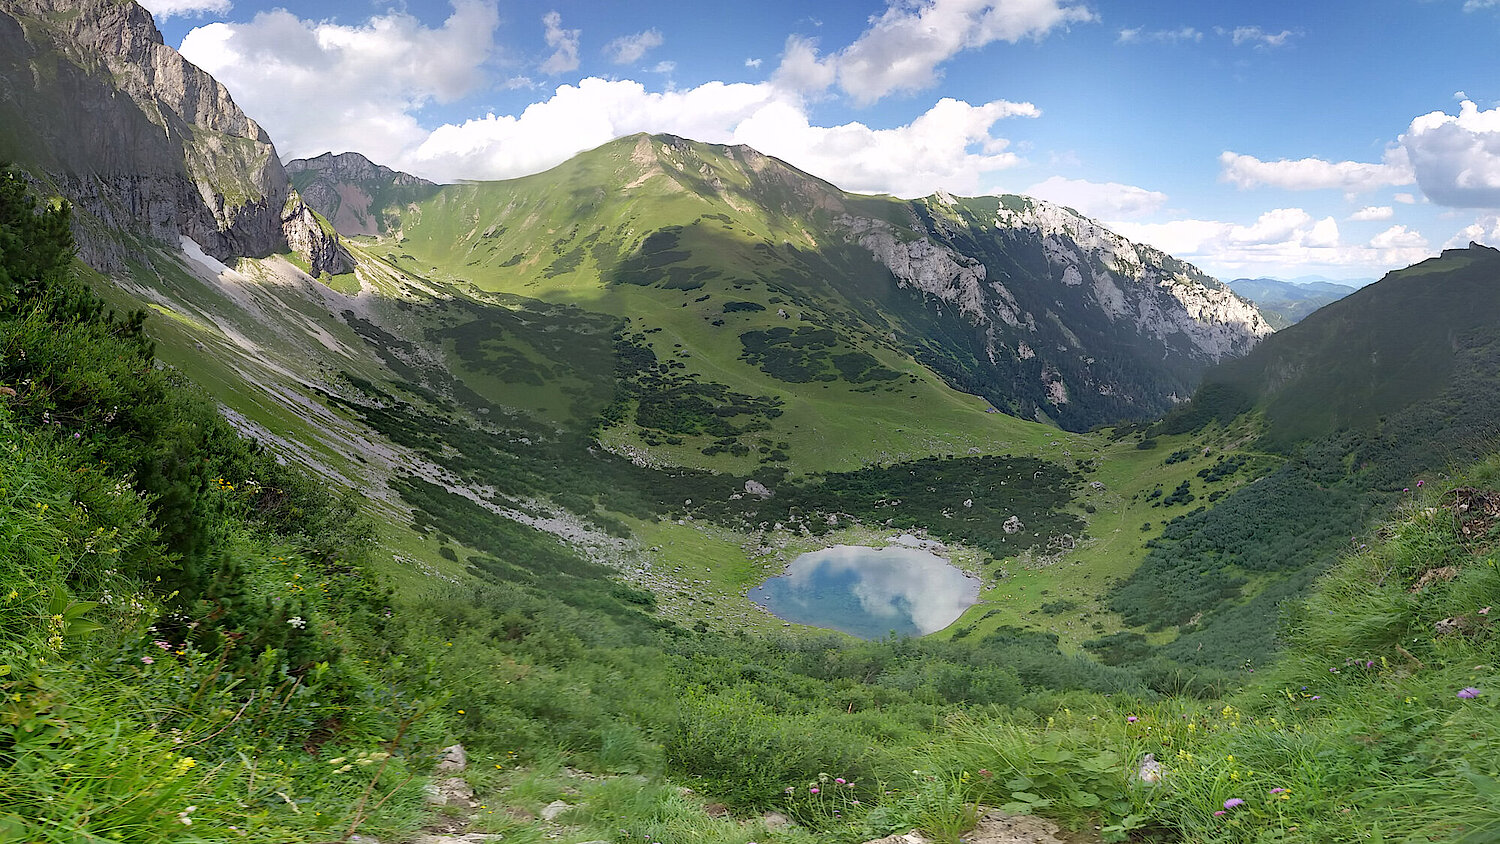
xmin=1200 ymin=244 xmax=1500 ymax=449
xmin=1227 ymin=277 xmax=1356 ymax=327
xmin=285 ymin=152 xmax=438 ymax=237
xmin=378 ymin=134 xmax=1271 ymax=431
xmin=0 ymin=0 xmax=349 ymax=274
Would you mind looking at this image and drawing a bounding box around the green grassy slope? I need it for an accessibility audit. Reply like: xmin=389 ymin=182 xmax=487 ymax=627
xmin=1208 ymin=245 xmax=1500 ymax=450
xmin=1106 ymin=244 xmax=1500 ymax=671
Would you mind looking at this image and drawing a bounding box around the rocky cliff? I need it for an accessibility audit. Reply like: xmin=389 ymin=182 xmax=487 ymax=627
xmin=0 ymin=0 xmax=350 ymax=274
xmin=285 ymin=151 xmax=437 ymax=238
xmin=832 ymin=191 xmax=1272 ymax=428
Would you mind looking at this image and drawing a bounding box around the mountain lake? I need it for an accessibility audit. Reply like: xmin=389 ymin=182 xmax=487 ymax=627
xmin=749 ymin=540 xmax=980 ymax=639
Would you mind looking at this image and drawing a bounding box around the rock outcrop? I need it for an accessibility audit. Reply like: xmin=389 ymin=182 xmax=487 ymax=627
xmin=836 ymin=193 xmax=1273 ymax=428
xmin=0 ymin=0 xmax=350 ymax=275
xmin=284 ymin=151 xmax=435 ymax=237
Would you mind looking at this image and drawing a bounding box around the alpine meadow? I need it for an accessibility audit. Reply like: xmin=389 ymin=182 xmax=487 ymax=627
xmin=3 ymin=1 xmax=1500 ymax=843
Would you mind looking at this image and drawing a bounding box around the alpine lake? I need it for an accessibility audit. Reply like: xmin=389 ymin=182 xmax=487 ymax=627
xmin=749 ymin=538 xmax=980 ymax=639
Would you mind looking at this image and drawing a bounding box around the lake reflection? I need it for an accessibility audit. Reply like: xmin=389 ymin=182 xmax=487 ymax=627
xmin=748 ymin=544 xmax=979 ymax=639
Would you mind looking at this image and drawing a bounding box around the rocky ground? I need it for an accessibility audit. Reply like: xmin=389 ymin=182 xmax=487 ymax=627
xmin=389 ymin=744 xmax=1099 ymax=844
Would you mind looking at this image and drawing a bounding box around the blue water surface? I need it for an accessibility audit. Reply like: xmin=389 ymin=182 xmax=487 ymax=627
xmin=749 ymin=543 xmax=979 ymax=639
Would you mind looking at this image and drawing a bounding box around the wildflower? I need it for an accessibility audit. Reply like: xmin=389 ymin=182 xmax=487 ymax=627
xmin=287 ymin=616 xmax=306 ymax=629
xmin=1270 ymin=788 xmax=1287 ymax=794
xmin=1213 ymin=810 xmax=1226 ymax=817
xmin=141 ymin=656 xmax=154 ymax=664
xmin=1416 ymin=480 xmax=1425 ymax=487
xmin=1457 ymin=687 xmax=1481 ymax=699
xmin=177 ymin=805 xmax=197 ymax=826
xmin=1481 ymin=607 xmax=1492 ymax=615
xmin=1127 ymin=715 xmax=1138 ymax=723
xmin=155 ymin=640 xmax=171 ymax=650
xmin=978 ymin=769 xmax=992 ymax=778
xmin=1223 ymin=798 xmax=1245 ymax=810
xmin=835 ymin=777 xmax=846 ymax=784
xmin=809 ymin=787 xmax=819 ymax=794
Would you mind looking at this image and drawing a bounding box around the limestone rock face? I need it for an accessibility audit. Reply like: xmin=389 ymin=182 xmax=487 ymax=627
xmin=832 ymin=193 xmax=1274 ymax=428
xmin=0 ymin=0 xmax=350 ymax=274
xmin=285 ymin=151 xmax=436 ymax=237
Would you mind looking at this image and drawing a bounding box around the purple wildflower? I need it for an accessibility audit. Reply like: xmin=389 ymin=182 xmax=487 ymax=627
xmin=1458 ymin=687 xmax=1481 ymax=699
xmin=1127 ymin=715 xmax=1138 ymax=723
xmin=1223 ymin=798 xmax=1245 ymax=810
xmin=809 ymin=787 xmax=819 ymax=794
xmin=1270 ymin=788 xmax=1287 ymax=794
xmin=1213 ymin=810 xmax=1226 ymax=817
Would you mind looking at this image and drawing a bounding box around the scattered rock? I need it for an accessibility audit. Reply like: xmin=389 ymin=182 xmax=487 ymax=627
xmin=1435 ymin=616 xmax=1470 ymax=637
xmin=540 ymin=800 xmax=571 ymax=821
xmin=1136 ymin=753 xmax=1163 ymax=784
xmin=423 ymin=777 xmax=476 ymax=808
xmin=1003 ymin=515 xmax=1024 ymax=534
xmin=745 ymin=479 xmax=773 ymax=499
xmin=410 ymin=834 xmax=506 ymax=844
xmin=859 ymin=808 xmax=1086 ymax=844
xmin=1411 ymin=566 xmax=1461 ymax=592
xmin=435 ymin=744 xmax=468 ymax=773
xmin=763 ymin=811 xmax=792 ymax=830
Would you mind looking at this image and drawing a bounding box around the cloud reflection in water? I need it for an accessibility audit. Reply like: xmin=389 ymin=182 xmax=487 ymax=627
xmin=749 ymin=545 xmax=979 ymax=639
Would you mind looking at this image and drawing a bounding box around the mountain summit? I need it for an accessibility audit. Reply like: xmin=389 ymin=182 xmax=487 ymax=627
xmin=380 ymin=133 xmax=1272 ymax=429
xmin=285 ymin=152 xmax=436 ymax=238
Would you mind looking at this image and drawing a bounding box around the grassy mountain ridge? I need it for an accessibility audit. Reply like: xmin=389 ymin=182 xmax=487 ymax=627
xmin=370 ymin=133 xmax=1270 ymax=434
xmin=1208 ymin=244 xmax=1500 ymax=449
xmin=1107 ymin=244 xmax=1500 ymax=670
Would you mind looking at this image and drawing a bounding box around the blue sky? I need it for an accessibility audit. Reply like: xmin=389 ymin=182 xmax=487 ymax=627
xmin=141 ymin=0 xmax=1500 ymax=280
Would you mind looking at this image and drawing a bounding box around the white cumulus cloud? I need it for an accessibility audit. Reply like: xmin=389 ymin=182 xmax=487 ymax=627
xmin=1445 ymin=214 xmax=1500 ymax=247
xmin=1219 ymin=150 xmax=1414 ymax=193
xmin=412 ymin=80 xmax=1038 ymax=195
xmin=1369 ymin=225 xmax=1426 ymax=250
xmin=138 ymin=0 xmax=230 ymax=19
xmin=1023 ymin=176 xmax=1167 ymax=219
xmin=604 ymin=29 xmax=663 ymax=65
xmin=775 ymin=0 xmax=1095 ymax=105
xmin=1401 ymin=100 xmax=1500 ymax=208
xmin=179 ymin=1 xmax=499 ymax=167
xmin=540 ymin=11 xmax=580 ymax=74
xmin=734 ymin=96 xmax=1038 ymax=196
xmin=1348 ymin=206 xmax=1394 ymax=221
xmin=1111 ymin=208 xmax=1427 ymax=278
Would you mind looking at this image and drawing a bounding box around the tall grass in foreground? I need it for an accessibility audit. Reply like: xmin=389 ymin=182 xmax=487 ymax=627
xmin=897 ymin=468 xmax=1500 ymax=843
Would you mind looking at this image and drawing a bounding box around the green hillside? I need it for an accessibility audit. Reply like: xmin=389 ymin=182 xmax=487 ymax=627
xmin=1105 ymin=244 xmax=1500 ymax=671
xmin=1209 ymin=245 xmax=1500 ymax=450
xmin=7 ymin=170 xmax=1500 ymax=843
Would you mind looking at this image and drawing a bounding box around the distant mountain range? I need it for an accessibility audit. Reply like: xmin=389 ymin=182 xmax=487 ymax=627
xmin=1226 ymin=277 xmax=1358 ymax=327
